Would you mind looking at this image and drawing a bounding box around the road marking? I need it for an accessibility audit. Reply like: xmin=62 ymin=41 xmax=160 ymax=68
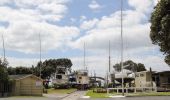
xmin=81 ymin=96 xmax=90 ymax=99
xmin=109 ymin=95 xmax=126 ymax=98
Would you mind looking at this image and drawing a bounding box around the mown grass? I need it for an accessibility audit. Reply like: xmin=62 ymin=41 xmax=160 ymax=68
xmin=127 ymin=92 xmax=170 ymax=97
xmin=47 ymin=88 xmax=77 ymax=94
xmin=86 ymin=90 xmax=170 ymax=98
xmin=85 ymin=90 xmax=110 ymax=98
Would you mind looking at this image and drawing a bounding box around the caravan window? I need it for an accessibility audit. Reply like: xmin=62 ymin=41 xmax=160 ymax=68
xmin=168 ymin=78 xmax=170 ymax=83
xmin=140 ymin=74 xmax=144 ymax=77
xmin=79 ymin=77 xmax=82 ymax=79
xmin=56 ymin=75 xmax=62 ymax=79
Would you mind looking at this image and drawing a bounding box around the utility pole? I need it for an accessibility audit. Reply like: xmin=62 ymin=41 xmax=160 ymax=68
xmin=84 ymin=42 xmax=86 ymax=70
xmin=108 ymin=40 xmax=111 ymax=88
xmin=120 ymin=0 xmax=124 ymax=96
xmin=39 ymin=33 xmax=42 ymax=78
xmin=109 ymin=40 xmax=111 ymax=73
xmin=2 ymin=34 xmax=6 ymax=63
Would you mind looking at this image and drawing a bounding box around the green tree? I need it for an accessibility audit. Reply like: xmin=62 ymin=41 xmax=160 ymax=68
xmin=7 ymin=66 xmax=33 ymax=75
xmin=113 ymin=60 xmax=146 ymax=72
xmin=150 ymin=0 xmax=170 ymax=65
xmin=0 ymin=59 xmax=9 ymax=82
xmin=35 ymin=58 xmax=73 ymax=79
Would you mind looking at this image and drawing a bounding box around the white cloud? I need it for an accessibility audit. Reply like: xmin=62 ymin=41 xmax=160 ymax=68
xmin=0 ymin=0 xmax=70 ymax=23
xmin=80 ymin=16 xmax=87 ymax=22
xmin=0 ymin=0 xmax=81 ymax=54
xmin=80 ymin=18 xmax=99 ymax=30
xmin=37 ymin=3 xmax=67 ymax=14
xmin=128 ymin=0 xmax=155 ymax=14
xmin=71 ymin=10 xmax=151 ymax=51
xmin=1 ymin=21 xmax=79 ymax=54
xmin=88 ymin=0 xmax=102 ymax=11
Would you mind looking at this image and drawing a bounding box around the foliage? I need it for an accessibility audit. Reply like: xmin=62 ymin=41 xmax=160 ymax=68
xmin=53 ymin=83 xmax=70 ymax=89
xmin=6 ymin=58 xmax=73 ymax=80
xmin=7 ymin=66 xmax=33 ymax=75
xmin=85 ymin=90 xmax=109 ymax=98
xmin=113 ymin=60 xmax=146 ymax=72
xmin=150 ymin=0 xmax=170 ymax=65
xmin=48 ymin=88 xmax=76 ymax=94
xmin=35 ymin=58 xmax=73 ymax=79
xmin=0 ymin=59 xmax=9 ymax=82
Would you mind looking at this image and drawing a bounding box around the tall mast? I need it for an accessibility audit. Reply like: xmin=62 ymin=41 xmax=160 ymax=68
xmin=120 ymin=0 xmax=124 ymax=96
xmin=109 ymin=40 xmax=111 ymax=73
xmin=84 ymin=42 xmax=86 ymax=70
xmin=39 ymin=33 xmax=42 ymax=78
xmin=2 ymin=34 xmax=6 ymax=63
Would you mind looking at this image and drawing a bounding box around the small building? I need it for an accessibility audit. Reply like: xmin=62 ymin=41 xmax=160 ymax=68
xmin=135 ymin=71 xmax=153 ymax=87
xmin=152 ymin=71 xmax=170 ymax=91
xmin=9 ymin=74 xmax=43 ymax=96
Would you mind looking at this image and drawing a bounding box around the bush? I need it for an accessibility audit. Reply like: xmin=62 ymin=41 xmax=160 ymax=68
xmin=53 ymin=83 xmax=70 ymax=89
xmin=0 ymin=66 xmax=8 ymax=82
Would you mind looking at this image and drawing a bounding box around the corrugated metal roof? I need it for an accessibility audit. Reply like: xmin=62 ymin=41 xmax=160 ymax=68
xmin=9 ymin=74 xmax=32 ymax=80
xmin=9 ymin=74 xmax=43 ymax=81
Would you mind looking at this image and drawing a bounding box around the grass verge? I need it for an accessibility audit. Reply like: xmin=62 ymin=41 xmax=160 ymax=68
xmin=85 ymin=90 xmax=109 ymax=98
xmin=126 ymin=92 xmax=170 ymax=97
xmin=86 ymin=90 xmax=170 ymax=98
xmin=47 ymin=88 xmax=77 ymax=94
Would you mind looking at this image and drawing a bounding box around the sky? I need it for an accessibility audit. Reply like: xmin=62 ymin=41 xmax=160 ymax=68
xmin=0 ymin=0 xmax=170 ymax=77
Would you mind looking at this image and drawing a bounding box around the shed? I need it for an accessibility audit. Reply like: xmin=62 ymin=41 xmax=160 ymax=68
xmin=9 ymin=74 xmax=43 ymax=96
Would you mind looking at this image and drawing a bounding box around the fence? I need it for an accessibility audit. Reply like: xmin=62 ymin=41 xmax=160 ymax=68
xmin=0 ymin=82 xmax=12 ymax=97
xmin=107 ymin=87 xmax=157 ymax=94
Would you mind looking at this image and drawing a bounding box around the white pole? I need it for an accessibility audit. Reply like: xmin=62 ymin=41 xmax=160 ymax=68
xmin=109 ymin=40 xmax=111 ymax=73
xmin=2 ymin=34 xmax=6 ymax=63
xmin=84 ymin=42 xmax=86 ymax=70
xmin=108 ymin=41 xmax=111 ymax=88
xmin=120 ymin=0 xmax=124 ymax=96
xmin=39 ymin=33 xmax=42 ymax=78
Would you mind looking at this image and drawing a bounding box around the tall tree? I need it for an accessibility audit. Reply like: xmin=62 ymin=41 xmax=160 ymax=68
xmin=113 ymin=60 xmax=146 ymax=72
xmin=7 ymin=66 xmax=33 ymax=75
xmin=35 ymin=58 xmax=73 ymax=79
xmin=0 ymin=59 xmax=8 ymax=82
xmin=150 ymin=0 xmax=170 ymax=65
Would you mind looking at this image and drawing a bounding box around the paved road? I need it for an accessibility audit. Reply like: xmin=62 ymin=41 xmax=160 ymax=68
xmin=0 ymin=91 xmax=86 ymax=100
xmin=79 ymin=96 xmax=170 ymax=100
xmin=61 ymin=91 xmax=87 ymax=100
xmin=0 ymin=97 xmax=57 ymax=100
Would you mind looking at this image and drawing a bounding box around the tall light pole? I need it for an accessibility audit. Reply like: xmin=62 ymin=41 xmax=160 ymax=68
xmin=2 ymin=34 xmax=6 ymax=63
xmin=39 ymin=33 xmax=42 ymax=78
xmin=109 ymin=40 xmax=111 ymax=73
xmin=108 ymin=40 xmax=111 ymax=88
xmin=84 ymin=42 xmax=86 ymax=70
xmin=120 ymin=0 xmax=124 ymax=96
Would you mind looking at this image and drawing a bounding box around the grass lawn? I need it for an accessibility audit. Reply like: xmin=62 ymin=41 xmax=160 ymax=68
xmin=47 ymin=88 xmax=77 ymax=94
xmin=86 ymin=90 xmax=170 ymax=98
xmin=126 ymin=92 xmax=170 ymax=97
xmin=85 ymin=90 xmax=110 ymax=98
xmin=9 ymin=96 xmax=44 ymax=98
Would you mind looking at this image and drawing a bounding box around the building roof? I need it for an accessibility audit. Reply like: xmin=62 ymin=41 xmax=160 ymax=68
xmin=9 ymin=74 xmax=43 ymax=81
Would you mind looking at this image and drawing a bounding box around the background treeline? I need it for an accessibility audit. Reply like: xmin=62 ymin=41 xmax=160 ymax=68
xmin=4 ymin=58 xmax=72 ymax=80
